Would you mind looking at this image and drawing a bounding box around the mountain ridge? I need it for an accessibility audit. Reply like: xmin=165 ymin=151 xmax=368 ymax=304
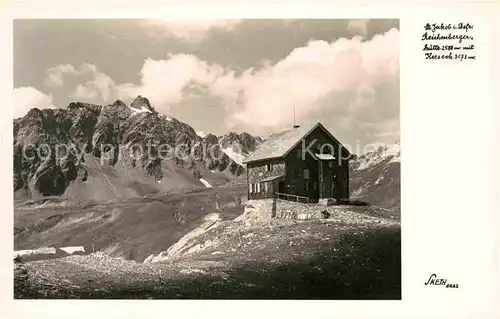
xmin=349 ymin=142 xmax=400 ymax=211
xmin=13 ymin=96 xmax=262 ymax=200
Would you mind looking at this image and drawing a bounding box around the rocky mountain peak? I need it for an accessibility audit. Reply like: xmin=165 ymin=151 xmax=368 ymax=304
xmin=218 ymin=132 xmax=239 ymax=145
xmin=25 ymin=107 xmax=44 ymax=118
xmin=130 ymin=95 xmax=156 ymax=113
xmin=239 ymin=132 xmax=263 ymax=152
xmin=67 ymin=102 xmax=102 ymax=113
xmin=203 ymin=133 xmax=219 ymax=145
xmin=111 ymin=100 xmax=127 ymax=109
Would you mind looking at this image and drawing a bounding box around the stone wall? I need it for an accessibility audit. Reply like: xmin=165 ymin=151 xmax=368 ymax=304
xmin=243 ymin=199 xmax=329 ymax=220
xmin=274 ymin=199 xmax=329 ymax=220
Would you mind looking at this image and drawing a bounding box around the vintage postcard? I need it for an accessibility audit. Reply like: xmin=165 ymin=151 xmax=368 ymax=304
xmin=1 ymin=1 xmax=498 ymax=318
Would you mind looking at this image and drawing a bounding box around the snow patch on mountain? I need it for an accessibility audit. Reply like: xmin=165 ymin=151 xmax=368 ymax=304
xmin=196 ymin=131 xmax=206 ymax=138
xmin=355 ymin=143 xmax=400 ymax=171
xmin=159 ymin=114 xmax=173 ymax=122
xmin=222 ymin=147 xmax=247 ymax=166
xmin=199 ymin=178 xmax=212 ymax=188
xmin=351 ymin=185 xmax=367 ymax=198
xmin=128 ymin=105 xmax=153 ymax=115
xmin=217 ymin=132 xmax=262 ymax=166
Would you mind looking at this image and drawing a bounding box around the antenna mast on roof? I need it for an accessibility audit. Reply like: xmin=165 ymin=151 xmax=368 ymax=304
xmin=293 ymin=100 xmax=300 ymax=129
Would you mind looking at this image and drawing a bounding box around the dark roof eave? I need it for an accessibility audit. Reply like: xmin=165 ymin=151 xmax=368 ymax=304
xmin=243 ymin=156 xmax=282 ymax=165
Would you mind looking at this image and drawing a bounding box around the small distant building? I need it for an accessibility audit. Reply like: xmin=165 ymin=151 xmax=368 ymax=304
xmin=243 ymin=122 xmax=351 ymax=203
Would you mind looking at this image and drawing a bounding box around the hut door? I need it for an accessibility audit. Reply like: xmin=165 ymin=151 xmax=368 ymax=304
xmin=319 ymin=161 xmax=332 ymax=199
xmin=331 ymin=175 xmax=336 ymax=198
xmin=278 ymin=181 xmax=284 ymax=193
xmin=324 ymin=167 xmax=331 ymax=198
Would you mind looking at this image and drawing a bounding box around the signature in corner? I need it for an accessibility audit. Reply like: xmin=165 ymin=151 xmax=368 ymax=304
xmin=424 ymin=274 xmax=459 ymax=288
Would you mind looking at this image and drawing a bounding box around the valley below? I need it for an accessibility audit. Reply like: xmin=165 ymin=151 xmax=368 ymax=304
xmin=14 ymin=186 xmax=401 ymax=299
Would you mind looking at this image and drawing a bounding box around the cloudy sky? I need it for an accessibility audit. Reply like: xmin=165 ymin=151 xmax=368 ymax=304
xmin=14 ymin=19 xmax=399 ymax=148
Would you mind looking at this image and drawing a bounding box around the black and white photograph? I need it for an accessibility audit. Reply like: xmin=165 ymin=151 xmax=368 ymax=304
xmin=2 ymin=0 xmax=499 ymax=317
xmin=11 ymin=17 xmax=401 ymax=299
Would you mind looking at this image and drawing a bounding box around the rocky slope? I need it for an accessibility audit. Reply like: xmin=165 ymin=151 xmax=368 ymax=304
xmin=13 ymin=96 xmax=260 ymax=200
xmin=349 ymin=143 xmax=401 ymax=212
xmin=15 ymin=200 xmax=400 ymax=299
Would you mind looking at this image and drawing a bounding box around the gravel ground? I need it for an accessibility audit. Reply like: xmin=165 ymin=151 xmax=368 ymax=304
xmin=15 ymin=211 xmax=401 ymax=299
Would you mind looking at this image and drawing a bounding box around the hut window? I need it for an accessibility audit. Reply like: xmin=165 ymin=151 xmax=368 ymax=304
xmin=328 ymin=161 xmax=333 ymax=168
xmin=303 ymin=168 xmax=310 ymax=180
xmin=305 ymin=181 xmax=309 ymax=191
xmin=264 ymin=182 xmax=269 ymax=193
xmin=256 ymin=183 xmax=261 ymax=193
xmin=266 ymin=164 xmax=272 ymax=172
xmin=249 ymin=183 xmax=254 ymax=193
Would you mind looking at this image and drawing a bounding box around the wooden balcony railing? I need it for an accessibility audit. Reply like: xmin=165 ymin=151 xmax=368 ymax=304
xmin=274 ymin=192 xmax=310 ymax=203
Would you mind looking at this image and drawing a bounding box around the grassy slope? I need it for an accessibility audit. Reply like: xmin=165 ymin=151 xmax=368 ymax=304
xmin=15 ymin=215 xmax=400 ymax=299
xmin=14 ymin=186 xmax=246 ymax=262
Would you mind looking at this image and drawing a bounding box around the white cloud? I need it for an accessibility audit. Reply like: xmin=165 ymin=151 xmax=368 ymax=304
xmin=45 ymin=28 xmax=399 ymax=145
xmin=212 ymin=28 xmax=399 ymax=139
xmin=45 ymin=63 xmax=119 ymax=103
xmin=134 ymin=54 xmax=225 ymax=108
xmin=72 ymin=68 xmax=116 ymax=102
xmin=142 ymin=19 xmax=241 ymax=42
xmin=45 ymin=64 xmax=79 ymax=87
xmin=13 ymin=87 xmax=55 ymax=118
xmin=47 ymin=56 xmax=225 ymax=110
